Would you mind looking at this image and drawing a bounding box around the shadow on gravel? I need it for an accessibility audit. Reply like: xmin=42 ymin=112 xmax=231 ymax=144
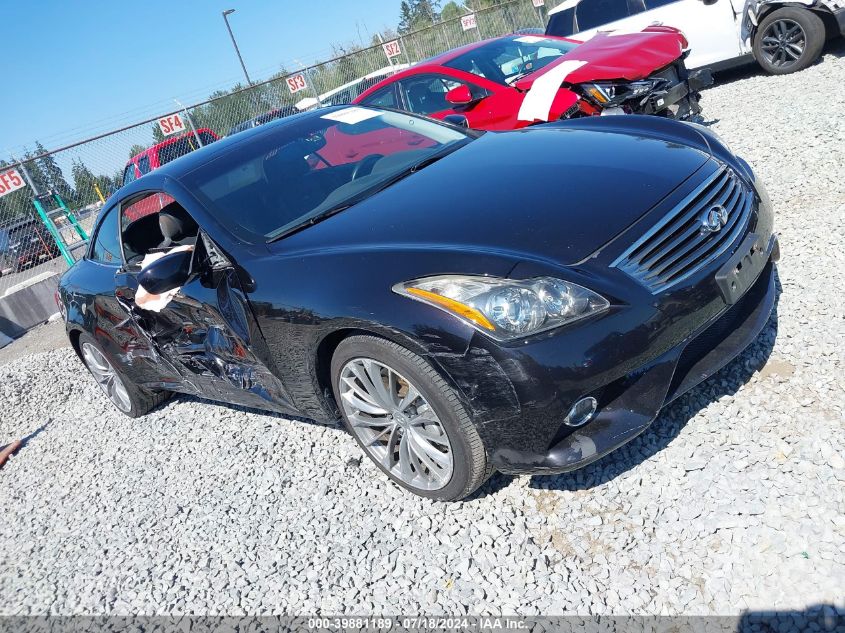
xmin=739 ymin=604 xmax=843 ymax=633
xmin=520 ymin=272 xmax=782 ymax=497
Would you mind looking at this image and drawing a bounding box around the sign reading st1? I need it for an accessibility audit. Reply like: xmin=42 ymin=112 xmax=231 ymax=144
xmin=382 ymin=40 xmax=402 ymax=60
xmin=0 ymin=169 xmax=27 ymax=198
xmin=286 ymin=73 xmax=308 ymax=94
xmin=157 ymin=113 xmax=187 ymax=137
xmin=461 ymin=14 xmax=478 ymax=30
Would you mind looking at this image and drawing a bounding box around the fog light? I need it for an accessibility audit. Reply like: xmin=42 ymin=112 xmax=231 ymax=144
xmin=564 ymin=397 xmax=597 ymax=427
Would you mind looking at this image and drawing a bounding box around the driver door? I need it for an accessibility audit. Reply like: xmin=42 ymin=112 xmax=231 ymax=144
xmin=114 ymin=190 xmax=298 ymax=414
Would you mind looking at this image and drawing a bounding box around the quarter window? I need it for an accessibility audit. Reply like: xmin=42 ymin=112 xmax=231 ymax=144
xmin=89 ymin=206 xmax=122 ymax=265
xmin=575 ymin=0 xmax=634 ymax=31
xmin=360 ymin=85 xmax=399 ymax=109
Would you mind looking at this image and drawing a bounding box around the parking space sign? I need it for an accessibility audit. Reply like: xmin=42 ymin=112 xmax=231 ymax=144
xmin=382 ymin=40 xmax=402 ymax=59
xmin=0 ymin=169 xmax=26 ymax=198
xmin=157 ymin=113 xmax=187 ymax=137
xmin=286 ymin=74 xmax=308 ymax=94
xmin=461 ymin=14 xmax=478 ymax=30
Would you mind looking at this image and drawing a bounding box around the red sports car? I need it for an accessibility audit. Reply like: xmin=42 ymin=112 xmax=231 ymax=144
xmin=354 ymin=28 xmax=712 ymax=130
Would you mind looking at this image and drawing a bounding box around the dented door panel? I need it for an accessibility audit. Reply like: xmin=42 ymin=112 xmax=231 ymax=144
xmin=117 ymin=260 xmax=297 ymax=414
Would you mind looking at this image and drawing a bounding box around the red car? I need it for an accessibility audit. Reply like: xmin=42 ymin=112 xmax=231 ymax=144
xmin=123 ymin=128 xmax=219 ymax=185
xmin=354 ymin=28 xmax=712 ymax=130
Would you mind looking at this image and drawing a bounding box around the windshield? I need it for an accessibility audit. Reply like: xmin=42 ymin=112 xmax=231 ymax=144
xmin=444 ymin=36 xmax=580 ymax=85
xmin=183 ymin=107 xmax=472 ymax=242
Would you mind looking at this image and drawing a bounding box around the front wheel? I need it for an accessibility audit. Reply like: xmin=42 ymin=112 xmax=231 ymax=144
xmin=78 ymin=332 xmax=170 ymax=418
xmin=331 ymin=335 xmax=492 ymax=501
xmin=753 ymin=8 xmax=826 ymax=75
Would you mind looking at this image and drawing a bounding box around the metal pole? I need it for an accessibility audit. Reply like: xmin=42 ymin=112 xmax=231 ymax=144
xmin=175 ymin=99 xmax=204 ymax=148
xmin=222 ymin=9 xmax=253 ymax=85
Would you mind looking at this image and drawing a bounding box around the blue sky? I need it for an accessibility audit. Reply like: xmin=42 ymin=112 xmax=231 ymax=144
xmin=1 ymin=1 xmax=401 ymax=159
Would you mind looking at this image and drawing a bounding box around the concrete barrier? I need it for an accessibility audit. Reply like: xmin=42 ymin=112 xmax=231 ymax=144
xmin=0 ymin=272 xmax=60 ymax=341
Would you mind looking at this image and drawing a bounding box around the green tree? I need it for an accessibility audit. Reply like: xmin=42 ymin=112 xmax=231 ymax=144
xmin=71 ymin=160 xmax=99 ymax=206
xmin=35 ymin=141 xmax=75 ymax=203
xmin=441 ymin=1 xmax=465 ymax=21
xmin=127 ymin=144 xmax=147 ymax=161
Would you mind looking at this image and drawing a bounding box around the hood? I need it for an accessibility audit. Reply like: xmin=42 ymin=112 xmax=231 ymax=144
xmin=515 ymin=28 xmax=687 ymax=91
xmin=277 ymin=121 xmax=713 ymax=269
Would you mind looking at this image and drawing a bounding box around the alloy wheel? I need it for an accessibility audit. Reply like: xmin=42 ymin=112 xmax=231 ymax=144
xmin=81 ymin=342 xmax=132 ymax=413
xmin=338 ymin=358 xmax=454 ymax=491
xmin=760 ymin=19 xmax=806 ymax=69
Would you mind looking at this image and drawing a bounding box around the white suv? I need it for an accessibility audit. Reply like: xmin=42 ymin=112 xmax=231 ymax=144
xmin=546 ymin=0 xmax=845 ymax=74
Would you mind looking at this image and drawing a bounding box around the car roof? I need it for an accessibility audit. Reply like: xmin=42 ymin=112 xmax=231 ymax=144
xmin=1 ymin=217 xmax=38 ymax=231
xmin=113 ymin=106 xmax=349 ymax=196
xmin=127 ymin=128 xmax=217 ymax=163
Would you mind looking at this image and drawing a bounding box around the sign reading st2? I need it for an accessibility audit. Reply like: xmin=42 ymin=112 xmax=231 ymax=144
xmin=0 ymin=169 xmax=26 ymax=198
xmin=157 ymin=113 xmax=188 ymax=137
xmin=382 ymin=40 xmax=402 ymax=59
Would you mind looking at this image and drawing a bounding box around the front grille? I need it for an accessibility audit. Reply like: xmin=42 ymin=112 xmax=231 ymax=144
xmin=612 ymin=165 xmax=755 ymax=293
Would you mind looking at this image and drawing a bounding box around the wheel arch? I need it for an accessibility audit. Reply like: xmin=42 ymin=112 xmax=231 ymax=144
xmin=751 ymin=2 xmax=840 ymax=39
xmin=312 ymin=325 xmax=444 ymax=420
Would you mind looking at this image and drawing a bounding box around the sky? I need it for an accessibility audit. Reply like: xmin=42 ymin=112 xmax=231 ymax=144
xmin=1 ymin=1 xmax=401 ymax=159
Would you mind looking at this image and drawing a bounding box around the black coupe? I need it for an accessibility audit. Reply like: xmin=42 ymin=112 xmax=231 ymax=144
xmin=58 ymin=106 xmax=779 ymax=500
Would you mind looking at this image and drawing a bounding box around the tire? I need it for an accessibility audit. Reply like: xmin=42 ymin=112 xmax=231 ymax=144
xmin=753 ymin=8 xmax=826 ymax=75
xmin=330 ymin=335 xmax=492 ymax=501
xmin=78 ymin=332 xmax=170 ymax=418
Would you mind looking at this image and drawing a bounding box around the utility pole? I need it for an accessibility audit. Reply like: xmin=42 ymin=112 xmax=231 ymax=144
xmin=222 ymin=9 xmax=253 ymax=85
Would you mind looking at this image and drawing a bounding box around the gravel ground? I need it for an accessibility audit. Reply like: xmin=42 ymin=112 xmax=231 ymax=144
xmin=1 ymin=45 xmax=844 ymax=617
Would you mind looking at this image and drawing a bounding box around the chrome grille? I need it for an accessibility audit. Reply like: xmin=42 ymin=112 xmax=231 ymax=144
xmin=612 ymin=165 xmax=755 ymax=293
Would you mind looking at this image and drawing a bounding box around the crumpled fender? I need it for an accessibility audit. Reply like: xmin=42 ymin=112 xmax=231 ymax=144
xmin=516 ymin=27 xmax=687 ymax=90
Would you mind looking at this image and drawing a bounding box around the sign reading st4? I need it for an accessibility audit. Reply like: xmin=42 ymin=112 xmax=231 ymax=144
xmin=158 ymin=113 xmax=187 ymax=137
xmin=0 ymin=169 xmax=26 ymax=198
xmin=286 ymin=74 xmax=308 ymax=94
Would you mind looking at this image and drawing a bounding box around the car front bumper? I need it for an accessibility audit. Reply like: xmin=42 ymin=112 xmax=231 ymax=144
xmin=430 ymin=199 xmax=778 ymax=476
xmin=637 ymin=63 xmax=713 ymax=120
xmin=501 ymin=256 xmax=776 ymax=475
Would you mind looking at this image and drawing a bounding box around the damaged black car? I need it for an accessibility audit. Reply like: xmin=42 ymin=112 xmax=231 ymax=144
xmin=59 ymin=106 xmax=779 ymax=500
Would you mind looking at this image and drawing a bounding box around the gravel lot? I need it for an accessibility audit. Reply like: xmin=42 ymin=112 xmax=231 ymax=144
xmin=1 ymin=45 xmax=844 ymax=617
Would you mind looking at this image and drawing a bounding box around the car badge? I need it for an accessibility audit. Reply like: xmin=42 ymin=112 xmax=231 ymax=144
xmin=700 ymin=205 xmax=729 ymax=234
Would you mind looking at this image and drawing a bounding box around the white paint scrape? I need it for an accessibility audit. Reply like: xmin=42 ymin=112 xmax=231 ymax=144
xmin=517 ymin=60 xmax=587 ymax=122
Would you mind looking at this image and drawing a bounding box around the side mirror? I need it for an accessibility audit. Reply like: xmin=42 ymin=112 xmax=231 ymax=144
xmin=443 ymin=114 xmax=470 ymax=128
xmin=445 ymin=84 xmax=474 ymax=106
xmin=137 ymin=249 xmax=193 ymax=295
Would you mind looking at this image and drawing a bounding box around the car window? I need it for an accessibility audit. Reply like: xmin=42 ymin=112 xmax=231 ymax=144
xmin=138 ymin=156 xmax=152 ymax=175
xmin=123 ymin=163 xmax=137 ymax=185
xmin=444 ymin=36 xmax=580 ymax=85
xmin=400 ymin=75 xmax=463 ymax=115
xmin=181 ymin=107 xmax=471 ymax=242
xmin=120 ymin=192 xmax=194 ymax=267
xmin=359 ymin=85 xmax=398 ymax=109
xmin=89 ymin=206 xmax=122 ymax=265
xmin=575 ymin=0 xmax=635 ymax=31
xmin=158 ymin=138 xmax=199 ymax=166
xmin=643 ymin=0 xmax=676 ymax=7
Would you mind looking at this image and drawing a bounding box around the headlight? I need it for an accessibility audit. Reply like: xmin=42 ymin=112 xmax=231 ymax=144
xmin=581 ymin=80 xmax=661 ymax=107
xmin=393 ymin=275 xmax=610 ymax=341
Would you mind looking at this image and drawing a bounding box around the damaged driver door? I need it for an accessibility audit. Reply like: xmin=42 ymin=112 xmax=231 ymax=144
xmin=115 ymin=191 xmax=298 ymax=414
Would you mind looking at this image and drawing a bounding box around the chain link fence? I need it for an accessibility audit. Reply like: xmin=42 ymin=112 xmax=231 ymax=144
xmin=0 ymin=0 xmax=547 ymax=299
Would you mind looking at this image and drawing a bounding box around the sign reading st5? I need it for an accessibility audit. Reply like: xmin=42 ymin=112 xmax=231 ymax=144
xmin=157 ymin=114 xmax=187 ymax=137
xmin=0 ymin=169 xmax=26 ymax=198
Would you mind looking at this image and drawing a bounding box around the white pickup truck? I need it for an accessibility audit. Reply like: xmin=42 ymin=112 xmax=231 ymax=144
xmin=546 ymin=0 xmax=845 ymax=74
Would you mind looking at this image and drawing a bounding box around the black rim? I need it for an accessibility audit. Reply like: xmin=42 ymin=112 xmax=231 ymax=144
xmin=760 ymin=19 xmax=806 ymax=68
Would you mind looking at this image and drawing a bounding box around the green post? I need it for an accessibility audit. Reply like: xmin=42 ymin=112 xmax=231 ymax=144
xmin=53 ymin=193 xmax=88 ymax=241
xmin=32 ymin=197 xmax=74 ymax=266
